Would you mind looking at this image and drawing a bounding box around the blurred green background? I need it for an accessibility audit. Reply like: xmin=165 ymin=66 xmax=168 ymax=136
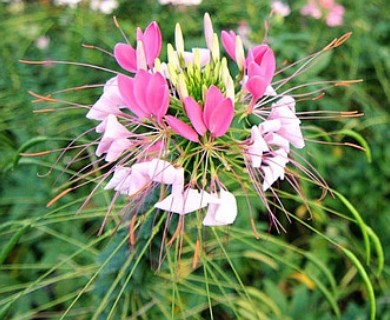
xmin=1 ymin=0 xmax=389 ymax=319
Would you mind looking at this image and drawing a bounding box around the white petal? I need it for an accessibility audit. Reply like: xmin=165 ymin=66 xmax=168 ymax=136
xmin=105 ymin=138 xmax=132 ymax=162
xmin=262 ymin=149 xmax=289 ymax=191
xmin=86 ymin=76 xmax=125 ymax=121
xmin=155 ymin=188 xmax=215 ymax=215
xmin=264 ymin=85 xmax=277 ymax=96
xmin=248 ymin=126 xmax=269 ymax=168
xmin=104 ymin=166 xmax=131 ymax=191
xmin=203 ymin=190 xmax=237 ymax=226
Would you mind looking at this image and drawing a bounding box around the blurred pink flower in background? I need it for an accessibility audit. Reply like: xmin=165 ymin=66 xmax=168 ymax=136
xmin=300 ymin=0 xmax=345 ymax=26
xmin=35 ymin=36 xmax=50 ymax=50
xmin=326 ymin=3 xmax=345 ymax=26
xmin=271 ymin=0 xmax=291 ymax=17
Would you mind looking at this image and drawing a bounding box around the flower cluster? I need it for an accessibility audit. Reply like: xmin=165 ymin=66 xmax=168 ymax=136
xmin=300 ymin=0 xmax=345 ymax=27
xmin=85 ymin=14 xmax=315 ymax=229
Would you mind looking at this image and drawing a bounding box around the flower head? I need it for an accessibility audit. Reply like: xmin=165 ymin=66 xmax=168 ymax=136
xmin=38 ymin=13 xmax=360 ymax=246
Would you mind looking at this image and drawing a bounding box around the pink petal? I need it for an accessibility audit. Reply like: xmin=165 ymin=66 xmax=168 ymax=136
xmin=258 ymin=119 xmax=282 ymax=134
xmin=104 ymin=166 xmax=132 ymax=194
xmin=207 ymin=98 xmax=234 ymax=138
xmin=146 ymin=72 xmax=169 ymax=122
xmin=246 ymin=45 xmax=276 ymax=84
xmin=269 ymin=97 xmax=305 ymax=149
xmin=95 ymin=115 xmax=132 ymax=161
xmin=114 ymin=43 xmax=137 ymax=73
xmin=87 ymin=76 xmax=125 ymax=121
xmin=245 ymin=75 xmax=268 ymax=101
xmin=264 ymin=132 xmax=290 ymax=152
xmin=138 ymin=22 xmax=162 ymax=67
xmin=184 ymin=97 xmax=207 ymax=135
xmin=133 ymin=70 xmax=150 ymax=116
xmin=300 ymin=3 xmax=322 ymax=19
xmin=221 ymin=30 xmax=237 ymax=61
xmin=126 ymin=169 xmax=150 ymax=196
xmin=203 ymin=190 xmax=237 ymax=226
xmin=203 ymin=85 xmax=225 ymax=130
xmin=165 ymin=115 xmax=199 ymax=143
xmin=117 ymin=74 xmax=148 ymax=119
xmin=100 ymin=114 xmax=131 ymax=139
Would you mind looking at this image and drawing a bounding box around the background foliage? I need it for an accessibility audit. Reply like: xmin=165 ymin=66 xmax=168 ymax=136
xmin=1 ymin=0 xmax=389 ymax=319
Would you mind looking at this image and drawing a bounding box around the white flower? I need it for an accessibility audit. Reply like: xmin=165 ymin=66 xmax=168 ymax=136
xmin=90 ymin=0 xmax=119 ymax=14
xmin=158 ymin=0 xmax=202 ymax=5
xmin=53 ymin=0 xmax=82 ymax=8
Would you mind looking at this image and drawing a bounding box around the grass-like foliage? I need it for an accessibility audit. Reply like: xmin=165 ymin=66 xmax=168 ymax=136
xmin=1 ymin=0 xmax=389 ymax=319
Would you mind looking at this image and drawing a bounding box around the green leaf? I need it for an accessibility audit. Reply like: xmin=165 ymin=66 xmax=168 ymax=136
xmin=334 ymin=191 xmax=371 ymax=264
xmin=0 ymin=223 xmax=30 ymax=265
xmin=12 ymin=136 xmax=49 ymax=169
xmin=341 ymin=248 xmax=376 ymax=320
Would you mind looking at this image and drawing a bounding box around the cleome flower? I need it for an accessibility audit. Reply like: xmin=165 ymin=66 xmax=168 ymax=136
xmin=300 ymin=0 xmax=345 ymax=27
xmin=34 ymin=13 xmax=360 ymax=241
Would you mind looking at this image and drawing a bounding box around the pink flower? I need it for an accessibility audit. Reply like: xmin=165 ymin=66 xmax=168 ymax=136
xmin=114 ymin=21 xmax=162 ymax=73
xmin=271 ymin=0 xmax=291 ymax=17
xmin=221 ymin=30 xmax=237 ymax=62
xmin=245 ymin=45 xmax=276 ymax=101
xmin=247 ymin=95 xmax=304 ymax=190
xmin=86 ymin=76 xmax=125 ymax=121
xmin=165 ymin=85 xmax=234 ymax=142
xmin=300 ymin=0 xmax=345 ymax=26
xmin=300 ymin=2 xmax=322 ymax=19
xmin=221 ymin=29 xmax=245 ymax=70
xmin=95 ymin=115 xmax=132 ymax=162
xmin=326 ymin=4 xmax=345 ymax=26
xmin=165 ymin=115 xmax=200 ymax=142
xmin=118 ymin=70 xmax=169 ymax=123
xmin=319 ymin=0 xmax=334 ymax=9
